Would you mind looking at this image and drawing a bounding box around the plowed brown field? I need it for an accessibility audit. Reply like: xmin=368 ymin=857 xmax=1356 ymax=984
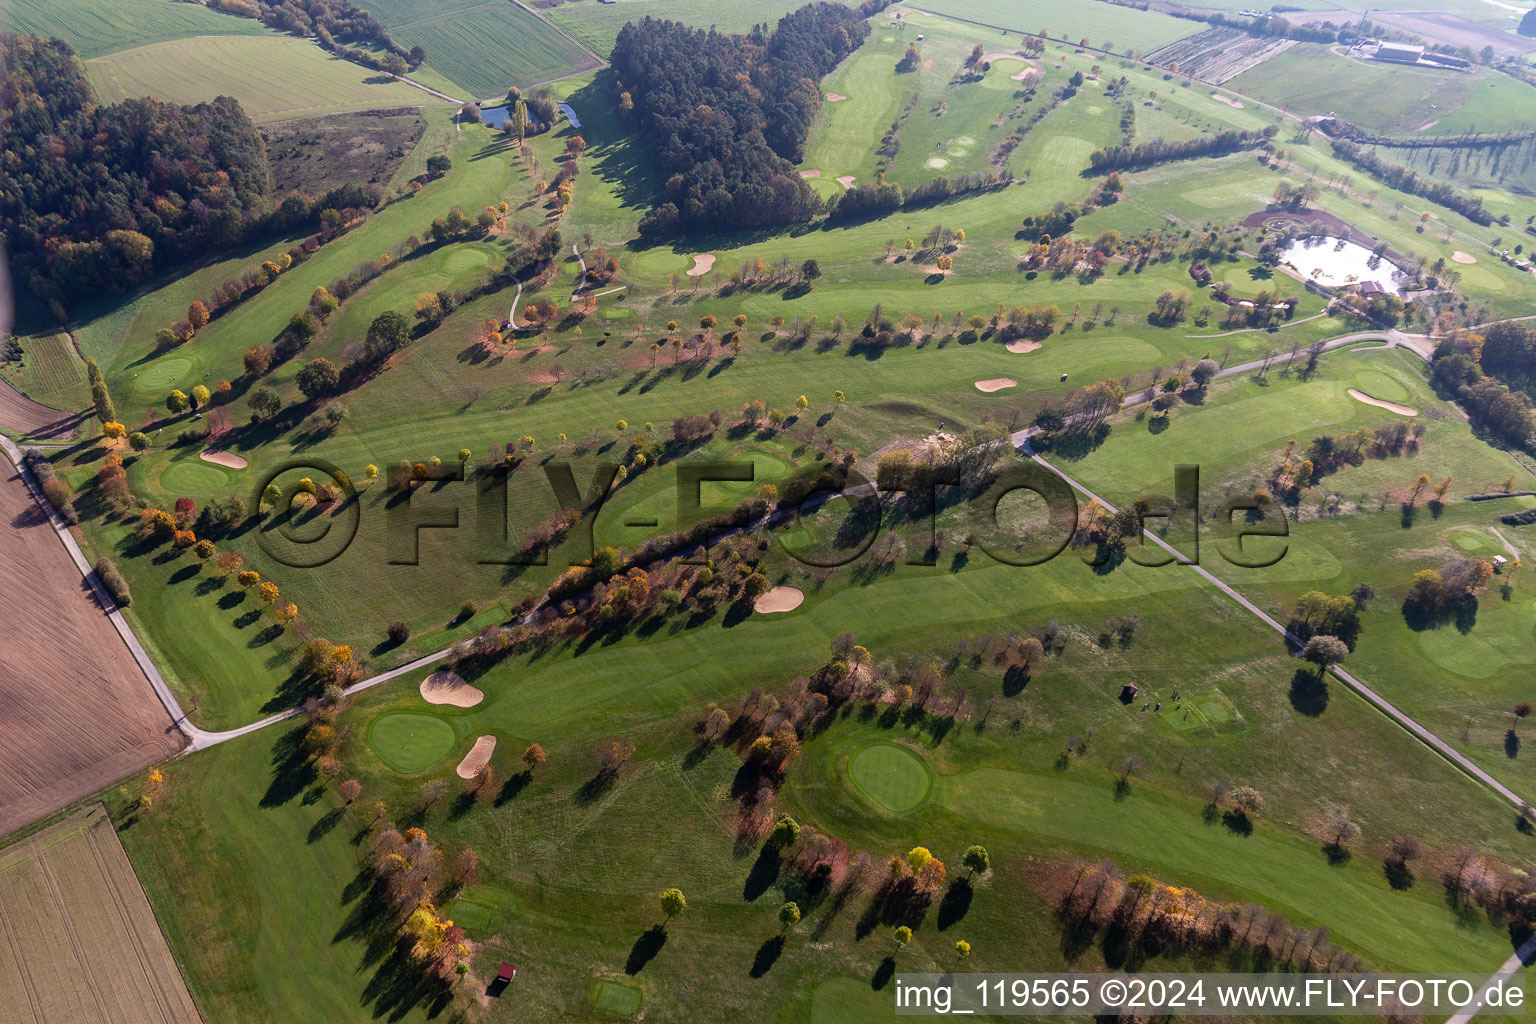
xmin=0 ymin=455 xmax=182 ymax=838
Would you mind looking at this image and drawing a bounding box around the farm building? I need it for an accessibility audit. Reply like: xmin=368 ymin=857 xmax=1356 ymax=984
xmin=1373 ymin=42 xmax=1424 ymax=65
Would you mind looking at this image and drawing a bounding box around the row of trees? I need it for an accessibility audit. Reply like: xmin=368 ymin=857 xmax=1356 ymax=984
xmin=1087 ymin=127 xmax=1276 ymax=172
xmin=1328 ymin=138 xmax=1496 ymax=226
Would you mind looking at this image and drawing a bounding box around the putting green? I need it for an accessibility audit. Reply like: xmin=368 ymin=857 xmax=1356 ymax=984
xmin=848 ymin=743 xmax=932 ymax=813
xmin=160 ymin=460 xmax=234 ymax=496
xmin=1417 ymin=628 xmax=1505 ymax=679
xmin=1449 ymin=527 xmax=1501 ymax=556
xmin=708 ymin=450 xmax=792 ymax=495
xmin=811 ymin=977 xmax=891 ymax=1022
xmin=135 ymin=357 xmax=193 ymax=392
xmin=1351 ymin=369 xmax=1409 ymax=403
xmin=443 ymin=248 xmax=492 ymax=274
xmin=926 ymin=156 xmax=949 ymax=169
xmin=594 ymin=980 xmax=643 ymax=1015
xmin=368 ymin=712 xmax=457 ymax=773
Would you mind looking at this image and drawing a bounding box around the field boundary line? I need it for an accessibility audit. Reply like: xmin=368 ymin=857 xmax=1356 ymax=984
xmin=509 ymin=0 xmax=608 ymax=69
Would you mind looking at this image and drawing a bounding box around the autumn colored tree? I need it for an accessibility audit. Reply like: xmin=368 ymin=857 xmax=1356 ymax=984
xmin=522 ymin=743 xmax=546 ymax=774
xmin=188 ymin=301 xmax=210 ymax=330
xmin=258 ymin=581 xmax=280 ymax=604
xmin=274 ymin=601 xmax=298 ymax=627
xmin=166 ymin=390 xmax=189 ymax=415
xmin=778 ymin=901 xmax=800 ymax=933
xmin=243 ymin=345 xmax=273 ymax=378
xmin=237 ymin=570 xmax=260 ymax=589
xmin=339 ymin=779 xmax=362 ymax=803
xmin=659 ymin=888 xmax=687 ymax=923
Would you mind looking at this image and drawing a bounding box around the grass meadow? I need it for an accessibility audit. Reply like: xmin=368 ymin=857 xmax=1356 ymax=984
xmin=350 ymin=0 xmax=600 ymax=98
xmin=85 ymin=36 xmax=438 ymax=123
xmin=4 ymin=0 xmax=269 ymax=59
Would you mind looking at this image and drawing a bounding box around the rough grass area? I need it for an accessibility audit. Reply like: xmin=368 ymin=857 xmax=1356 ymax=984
xmin=0 ymin=806 xmax=200 ymax=1023
xmin=85 ymin=36 xmax=435 ymax=123
xmin=545 ymin=0 xmax=848 ymax=58
xmin=911 ymin=0 xmax=1198 ymax=53
xmin=4 ymin=0 xmax=269 ymax=59
xmin=352 ymin=0 xmax=599 ymax=99
xmin=264 ymin=109 xmax=427 ymax=196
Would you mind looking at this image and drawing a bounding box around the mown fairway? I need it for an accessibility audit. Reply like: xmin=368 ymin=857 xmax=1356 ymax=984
xmin=0 ymin=806 xmax=201 ymax=1023
xmin=352 ymin=0 xmax=600 ymax=98
xmin=4 ymin=0 xmax=269 ymax=59
xmin=85 ymin=36 xmax=437 ymax=123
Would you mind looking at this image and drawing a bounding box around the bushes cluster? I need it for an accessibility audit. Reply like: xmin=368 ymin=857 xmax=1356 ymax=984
xmin=22 ymin=449 xmax=76 ymax=525
xmin=93 ymin=557 xmax=131 ymax=607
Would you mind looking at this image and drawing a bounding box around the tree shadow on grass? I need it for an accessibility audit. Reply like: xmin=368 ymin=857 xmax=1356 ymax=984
xmin=308 ymin=806 xmax=344 ymax=844
xmin=871 ymin=956 xmax=896 ymax=990
xmin=260 ymin=726 xmax=316 ymax=808
xmin=937 ymin=878 xmax=972 ymax=930
xmin=750 ymin=936 xmax=784 ymax=977
xmin=743 ymin=844 xmax=781 ymax=902
xmin=1221 ymin=810 xmax=1253 ymax=837
xmin=1288 ymin=668 xmax=1328 ymax=716
xmin=625 ymin=925 xmax=666 ymax=975
xmin=1384 ymin=859 xmax=1415 ymax=890
xmin=494 ymin=771 xmax=530 ymax=807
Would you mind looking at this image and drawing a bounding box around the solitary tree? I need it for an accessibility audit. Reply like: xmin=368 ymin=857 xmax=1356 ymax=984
xmin=1321 ymin=806 xmax=1361 ymax=850
xmin=522 ymin=743 xmax=546 ymax=774
xmin=339 ymin=779 xmax=362 ymax=803
xmin=1229 ymin=786 xmax=1265 ymax=818
xmin=893 ymin=925 xmax=912 ymax=952
xmin=420 ymin=778 xmax=448 ymax=807
xmin=659 ymin=888 xmax=687 ymax=924
xmin=963 ymin=845 xmax=990 ymax=876
xmin=955 ymin=939 xmax=972 ymax=960
xmin=778 ymin=901 xmax=801 ymax=933
xmin=1302 ymin=635 xmax=1348 ymax=678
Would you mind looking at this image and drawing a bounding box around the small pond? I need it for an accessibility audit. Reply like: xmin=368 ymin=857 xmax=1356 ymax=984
xmin=1278 ymin=235 xmax=1408 ymax=295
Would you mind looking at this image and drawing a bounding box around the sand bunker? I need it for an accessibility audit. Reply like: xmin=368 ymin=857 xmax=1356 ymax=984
xmin=685 ymin=253 xmax=716 ymax=277
xmin=1452 ymin=251 xmax=1478 ymax=264
xmin=754 ymin=586 xmax=804 ymax=614
xmin=199 ymin=449 xmax=247 ymax=469
xmin=455 ymin=735 xmax=497 ymax=779
xmin=1211 ymin=93 xmax=1244 ymax=109
xmin=836 ymin=175 xmax=857 ymax=189
xmin=800 ymin=169 xmax=822 ymax=178
xmin=975 ymin=377 xmax=1017 ymax=393
xmin=1011 ymin=66 xmax=1040 ymax=82
xmin=979 ymin=52 xmax=1024 ymax=65
xmin=420 ymin=671 xmax=484 ymax=708
xmin=1348 ymin=389 xmax=1418 ymax=416
xmin=1005 ymin=339 xmax=1042 ymax=354
xmin=826 ymin=92 xmax=848 ymax=102
xmin=922 ymin=57 xmax=934 ymax=70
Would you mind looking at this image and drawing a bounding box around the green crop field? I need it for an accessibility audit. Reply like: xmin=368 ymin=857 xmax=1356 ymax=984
xmin=0 ymin=332 xmax=89 ymax=412
xmin=85 ymin=36 xmax=438 ymax=123
xmin=4 ymin=0 xmax=270 ymax=59
xmin=352 ymin=0 xmax=600 ymax=99
xmin=14 ymin=5 xmax=1536 ymax=1022
xmin=545 ymin=0 xmax=852 ymax=58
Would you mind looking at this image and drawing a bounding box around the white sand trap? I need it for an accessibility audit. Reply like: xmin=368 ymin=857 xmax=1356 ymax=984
xmin=685 ymin=253 xmax=716 ymax=277
xmin=455 ymin=735 xmax=497 ymax=779
xmin=975 ymin=377 xmax=1017 ymax=393
xmin=1211 ymin=93 xmax=1244 ymax=109
xmin=836 ymin=175 xmax=857 ymax=189
xmin=1011 ymin=66 xmax=1040 ymax=82
xmin=1348 ymin=389 xmax=1418 ymax=416
xmin=1005 ymin=339 xmax=1042 ymax=354
xmin=1452 ymin=251 xmax=1477 ymax=264
xmin=925 ymin=156 xmax=949 ymax=169
xmin=420 ymin=670 xmax=484 ymax=708
xmin=754 ymin=586 xmax=804 ymax=614
xmin=199 ymin=449 xmax=248 ymax=469
xmin=799 ymin=169 xmax=822 ymax=178
xmin=826 ymin=92 xmax=848 ymax=102
xmin=979 ymin=53 xmax=1023 ymax=66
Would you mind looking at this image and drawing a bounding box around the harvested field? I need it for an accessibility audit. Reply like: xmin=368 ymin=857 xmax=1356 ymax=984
xmin=1370 ymin=10 xmax=1536 ymax=59
xmin=0 ymin=454 xmax=182 ymax=838
xmin=0 ymin=378 xmax=83 ymax=441
xmin=263 ymin=109 xmax=426 ymax=198
xmin=1145 ymin=27 xmax=1297 ymax=84
xmin=0 ymin=805 xmax=200 ymax=1022
xmin=455 ymin=735 xmax=497 ymax=779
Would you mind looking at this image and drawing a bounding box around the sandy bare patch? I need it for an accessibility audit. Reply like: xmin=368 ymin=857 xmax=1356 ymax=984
xmin=922 ymin=57 xmax=934 ymax=69
xmin=420 ymin=670 xmax=484 ymax=708
xmin=456 ymin=735 xmax=497 ymax=779
xmin=1348 ymin=389 xmax=1418 ymax=416
xmin=1452 ymin=250 xmax=1477 ymax=264
xmin=976 ymin=377 xmax=1018 ymax=393
xmin=826 ymin=92 xmax=848 ymax=102
xmin=685 ymin=253 xmax=716 ymax=277
xmin=0 ymin=454 xmax=183 ymax=836
xmin=200 ymin=449 xmax=248 ymax=469
xmin=799 ymin=168 xmax=822 ymax=178
xmin=754 ymin=586 xmax=804 ymax=614
xmin=836 ymin=175 xmax=857 ymax=189
xmin=979 ymin=52 xmax=1025 ymax=65
xmin=1211 ymin=92 xmax=1245 ymax=108
xmin=1011 ymin=66 xmax=1040 ymax=82
xmin=1006 ymin=339 xmax=1042 ymax=354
